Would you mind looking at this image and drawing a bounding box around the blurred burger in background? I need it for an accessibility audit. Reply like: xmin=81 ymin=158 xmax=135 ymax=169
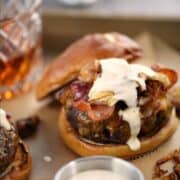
xmin=0 ymin=109 xmax=31 ymax=179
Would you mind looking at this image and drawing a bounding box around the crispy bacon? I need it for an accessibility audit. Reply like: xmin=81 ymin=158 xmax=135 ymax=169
xmin=88 ymin=104 xmax=114 ymax=122
xmin=73 ymin=100 xmax=114 ymax=122
xmin=151 ymin=64 xmax=178 ymax=89
xmin=73 ymin=100 xmax=91 ymax=112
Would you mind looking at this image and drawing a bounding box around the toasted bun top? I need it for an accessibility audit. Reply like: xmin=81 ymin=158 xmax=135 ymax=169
xmin=36 ymin=32 xmax=142 ymax=99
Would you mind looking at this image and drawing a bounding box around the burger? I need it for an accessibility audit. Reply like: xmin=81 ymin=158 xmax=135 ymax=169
xmin=36 ymin=33 xmax=178 ymax=158
xmin=0 ymin=109 xmax=31 ymax=180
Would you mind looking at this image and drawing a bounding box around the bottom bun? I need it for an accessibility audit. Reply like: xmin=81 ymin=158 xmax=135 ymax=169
xmin=58 ymin=108 xmax=178 ymax=158
xmin=3 ymin=141 xmax=32 ymax=180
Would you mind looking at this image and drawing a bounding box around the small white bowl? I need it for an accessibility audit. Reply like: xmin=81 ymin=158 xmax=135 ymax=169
xmin=54 ymin=156 xmax=144 ymax=180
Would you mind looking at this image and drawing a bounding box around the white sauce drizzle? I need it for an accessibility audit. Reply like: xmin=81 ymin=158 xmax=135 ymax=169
xmin=0 ymin=109 xmax=11 ymax=130
xmin=88 ymin=58 xmax=159 ymax=151
xmin=119 ymin=107 xmax=141 ymax=151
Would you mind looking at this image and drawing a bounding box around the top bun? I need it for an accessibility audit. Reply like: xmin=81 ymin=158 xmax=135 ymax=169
xmin=36 ymin=32 xmax=142 ymax=99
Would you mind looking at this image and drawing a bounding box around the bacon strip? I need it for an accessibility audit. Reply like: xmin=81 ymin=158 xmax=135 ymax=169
xmin=88 ymin=104 xmax=114 ymax=122
xmin=151 ymin=64 xmax=178 ymax=88
xmin=73 ymin=100 xmax=91 ymax=112
xmin=73 ymin=100 xmax=114 ymax=122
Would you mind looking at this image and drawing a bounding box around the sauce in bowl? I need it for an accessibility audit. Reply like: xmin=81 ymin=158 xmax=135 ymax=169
xmin=69 ymin=170 xmax=125 ymax=180
xmin=54 ymin=156 xmax=144 ymax=180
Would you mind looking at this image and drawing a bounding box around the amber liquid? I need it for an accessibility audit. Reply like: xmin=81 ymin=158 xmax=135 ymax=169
xmin=0 ymin=19 xmax=42 ymax=100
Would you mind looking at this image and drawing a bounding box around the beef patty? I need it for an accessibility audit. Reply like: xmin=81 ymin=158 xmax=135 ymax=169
xmin=66 ymin=104 xmax=171 ymax=145
xmin=58 ymin=78 xmax=172 ymax=145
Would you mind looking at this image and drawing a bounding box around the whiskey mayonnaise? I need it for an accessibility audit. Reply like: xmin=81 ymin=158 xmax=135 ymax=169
xmin=119 ymin=107 xmax=141 ymax=151
xmin=0 ymin=109 xmax=11 ymax=130
xmin=69 ymin=170 xmax=125 ymax=180
xmin=88 ymin=58 xmax=159 ymax=151
xmin=88 ymin=59 xmax=156 ymax=107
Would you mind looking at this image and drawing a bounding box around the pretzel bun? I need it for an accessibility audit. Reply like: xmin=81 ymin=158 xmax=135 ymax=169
xmin=3 ymin=142 xmax=32 ymax=180
xmin=58 ymin=108 xmax=178 ymax=158
xmin=36 ymin=32 xmax=142 ymax=99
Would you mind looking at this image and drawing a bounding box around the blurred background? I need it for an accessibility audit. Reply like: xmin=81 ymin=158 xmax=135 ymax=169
xmin=42 ymin=0 xmax=180 ymax=52
xmin=1 ymin=0 xmax=179 ymax=100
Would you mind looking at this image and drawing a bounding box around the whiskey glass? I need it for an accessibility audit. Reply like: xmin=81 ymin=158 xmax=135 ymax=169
xmin=0 ymin=0 xmax=42 ymax=100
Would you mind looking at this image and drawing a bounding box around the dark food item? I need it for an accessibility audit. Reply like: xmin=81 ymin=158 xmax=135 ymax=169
xmin=0 ymin=127 xmax=19 ymax=174
xmin=16 ymin=116 xmax=40 ymax=139
xmin=153 ymin=149 xmax=180 ymax=179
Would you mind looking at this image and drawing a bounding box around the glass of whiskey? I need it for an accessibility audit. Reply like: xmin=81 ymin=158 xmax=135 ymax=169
xmin=0 ymin=0 xmax=42 ymax=100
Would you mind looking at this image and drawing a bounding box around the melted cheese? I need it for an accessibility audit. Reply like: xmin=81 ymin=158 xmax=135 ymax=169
xmin=88 ymin=58 xmax=159 ymax=151
xmin=0 ymin=109 xmax=11 ymax=130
